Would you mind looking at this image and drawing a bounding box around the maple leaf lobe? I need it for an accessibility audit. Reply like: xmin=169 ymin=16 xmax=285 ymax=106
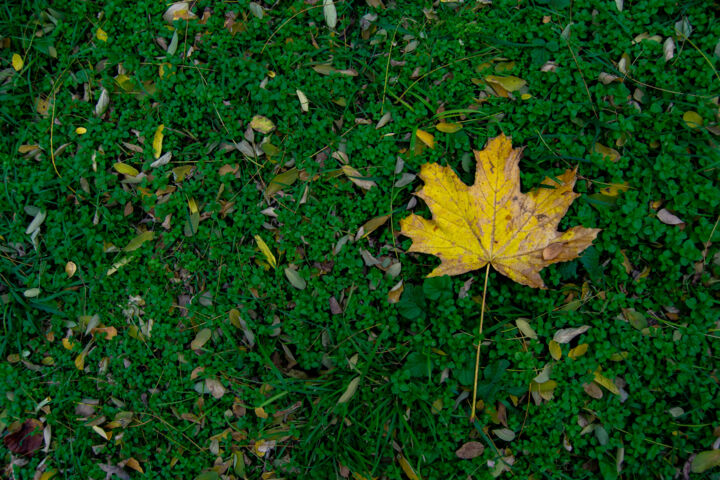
xmin=400 ymin=134 xmax=600 ymax=288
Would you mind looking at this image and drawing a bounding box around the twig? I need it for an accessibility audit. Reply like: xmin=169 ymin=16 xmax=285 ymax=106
xmin=470 ymin=263 xmax=491 ymax=421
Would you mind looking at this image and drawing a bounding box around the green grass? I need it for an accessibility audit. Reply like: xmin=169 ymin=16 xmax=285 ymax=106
xmin=1 ymin=0 xmax=719 ymax=479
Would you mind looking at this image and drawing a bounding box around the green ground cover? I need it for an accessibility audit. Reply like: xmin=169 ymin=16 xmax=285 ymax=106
xmin=2 ymin=0 xmax=719 ymax=478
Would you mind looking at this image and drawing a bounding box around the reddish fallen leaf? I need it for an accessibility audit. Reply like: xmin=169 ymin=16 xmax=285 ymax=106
xmin=3 ymin=419 xmax=44 ymax=456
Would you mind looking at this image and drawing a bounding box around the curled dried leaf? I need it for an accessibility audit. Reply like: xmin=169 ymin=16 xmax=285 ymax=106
xmin=456 ymin=441 xmax=484 ymax=459
xmin=3 ymin=419 xmax=44 ymax=456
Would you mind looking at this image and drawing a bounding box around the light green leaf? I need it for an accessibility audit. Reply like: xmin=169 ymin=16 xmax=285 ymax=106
xmin=25 ymin=211 xmax=47 ymax=235
xmin=113 ymin=162 xmax=139 ymax=177
xmin=493 ymin=428 xmax=516 ymax=442
xmin=284 ymin=267 xmax=306 ymax=290
xmin=248 ymin=2 xmax=264 ymax=19
xmin=167 ymin=31 xmax=178 ymax=55
xmin=250 ymin=115 xmax=275 ymax=134
xmin=122 ymin=231 xmax=154 ymax=252
xmin=191 ymin=328 xmax=212 ymax=350
xmin=323 ymin=0 xmax=337 ymax=29
xmin=23 ymin=288 xmax=41 ymax=298
xmin=337 ymin=376 xmax=360 ymax=404
xmin=692 ymin=451 xmax=720 ymax=473
xmin=515 ymin=318 xmax=537 ymax=339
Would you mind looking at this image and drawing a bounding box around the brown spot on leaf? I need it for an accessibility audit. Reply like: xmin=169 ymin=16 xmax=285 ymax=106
xmin=542 ymin=243 xmax=564 ymax=260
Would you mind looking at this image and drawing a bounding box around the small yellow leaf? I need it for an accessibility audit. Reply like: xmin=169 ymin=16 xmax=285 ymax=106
xmin=250 ymin=115 xmax=275 ymax=134
xmin=358 ymin=215 xmax=389 ymax=239
xmin=12 ymin=53 xmax=23 ymax=71
xmin=397 ymin=455 xmax=420 ymax=480
xmin=598 ymin=182 xmax=630 ymax=197
xmin=122 ymin=231 xmax=154 ymax=252
xmin=39 ymin=469 xmax=57 ymax=480
xmin=254 ymin=406 xmax=268 ymax=418
xmin=65 ymin=261 xmax=77 ymax=278
xmin=609 ymin=351 xmax=628 ymax=361
xmin=113 ymin=162 xmax=139 ymax=177
xmin=682 ymin=111 xmax=703 ymax=129
xmin=36 ymin=96 xmax=50 ymax=116
xmin=521 ymin=93 xmax=533 ymax=100
xmin=568 ymin=343 xmax=588 ymax=359
xmin=153 ymin=124 xmax=165 ymax=159
xmin=593 ymin=143 xmax=621 ymax=162
xmin=529 ymin=379 xmax=557 ymax=392
xmin=494 ymin=61 xmax=516 ymax=72
xmin=125 ymin=458 xmax=143 ymax=473
xmin=74 ymin=352 xmax=86 ymax=370
xmin=188 ymin=197 xmax=198 ymax=214
xmin=229 ymin=308 xmax=242 ymax=328
xmin=75 ymin=127 xmax=87 ymax=135
xmin=191 ymin=328 xmax=212 ymax=350
xmin=254 ymin=235 xmax=277 ymax=269
xmin=416 ymin=128 xmax=435 ymax=149
xmin=96 ymin=28 xmax=108 ymax=42
xmin=172 ymin=165 xmax=193 ymax=182
xmin=548 ymin=340 xmax=562 ymax=360
xmin=435 ymin=122 xmax=463 ymax=133
xmin=485 ymin=75 xmax=527 ymax=92
xmin=593 ymin=368 xmax=620 ymax=394
xmin=265 ymin=168 xmax=299 ymax=197
xmin=62 ymin=338 xmax=75 ymax=350
xmin=388 ymin=280 xmax=404 ymax=304
xmin=115 ymin=74 xmax=134 ymax=91
xmin=18 ymin=144 xmax=39 ymax=154
xmin=92 ymin=425 xmax=110 ymax=440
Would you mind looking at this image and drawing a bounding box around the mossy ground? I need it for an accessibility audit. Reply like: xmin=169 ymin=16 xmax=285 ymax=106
xmin=1 ymin=1 xmax=719 ymax=479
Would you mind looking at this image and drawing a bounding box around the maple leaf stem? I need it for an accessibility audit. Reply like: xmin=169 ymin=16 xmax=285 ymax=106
xmin=470 ymin=262 xmax=491 ymax=422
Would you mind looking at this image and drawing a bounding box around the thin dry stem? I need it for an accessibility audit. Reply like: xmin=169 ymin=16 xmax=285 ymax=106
xmin=470 ymin=263 xmax=491 ymax=421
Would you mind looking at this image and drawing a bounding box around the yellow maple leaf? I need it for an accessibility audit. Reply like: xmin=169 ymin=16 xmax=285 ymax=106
xmin=153 ymin=124 xmax=164 ymax=159
xmin=12 ymin=53 xmax=24 ymax=71
xmin=96 ymin=27 xmax=108 ymax=42
xmin=400 ymin=134 xmax=599 ymax=288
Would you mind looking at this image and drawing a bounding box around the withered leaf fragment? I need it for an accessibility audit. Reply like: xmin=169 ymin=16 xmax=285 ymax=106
xmin=400 ymin=134 xmax=599 ymax=288
xmin=3 ymin=419 xmax=44 ymax=456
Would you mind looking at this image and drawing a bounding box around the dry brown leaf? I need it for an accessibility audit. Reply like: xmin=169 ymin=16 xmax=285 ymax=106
xmin=583 ymin=382 xmax=603 ymax=399
xmin=341 ymin=165 xmax=376 ymax=190
xmin=400 ymin=134 xmax=600 ymax=288
xmin=3 ymin=419 xmax=44 ymax=456
xmin=456 ymin=441 xmax=485 ymax=459
xmin=657 ymin=208 xmax=684 ymax=225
